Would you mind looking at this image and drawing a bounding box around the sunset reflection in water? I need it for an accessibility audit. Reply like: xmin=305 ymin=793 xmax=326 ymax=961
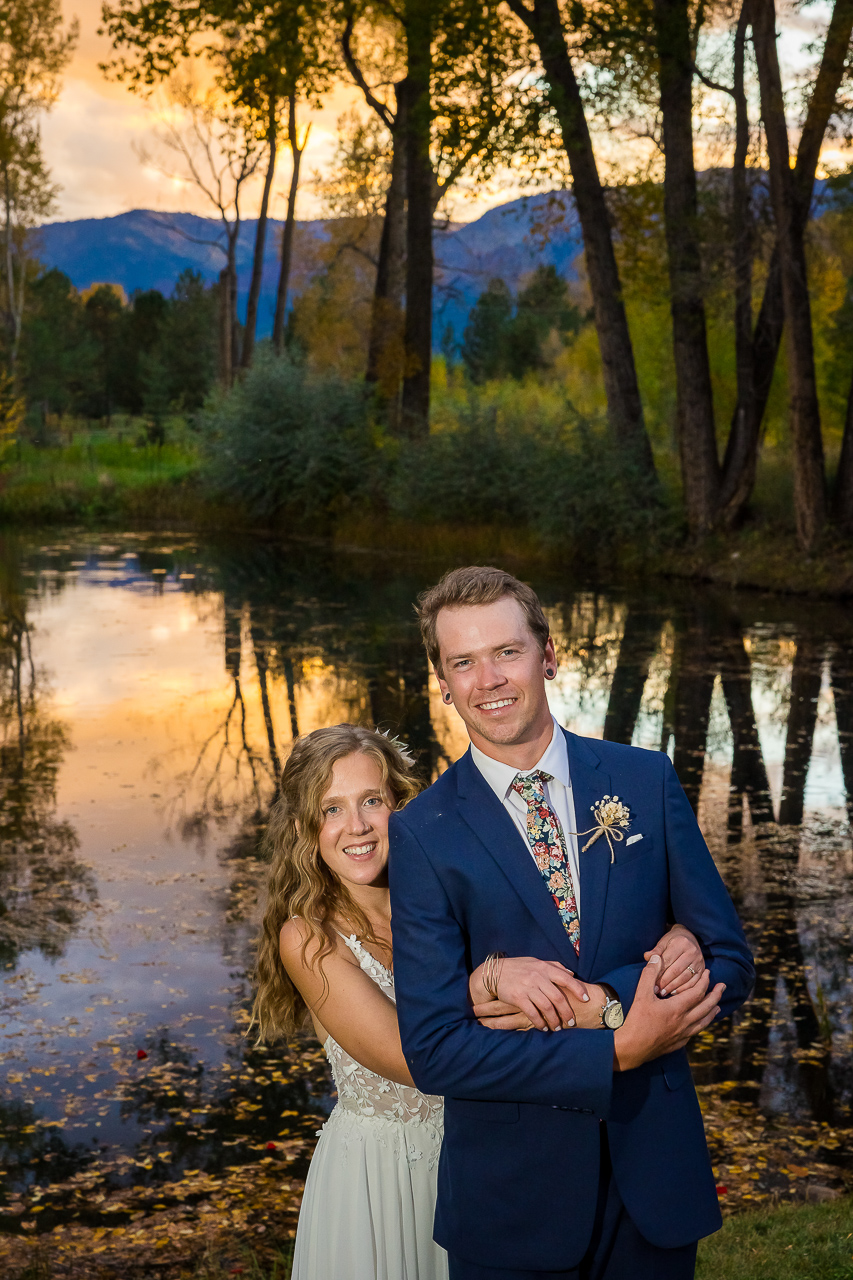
xmin=1 ymin=532 xmax=852 ymax=1214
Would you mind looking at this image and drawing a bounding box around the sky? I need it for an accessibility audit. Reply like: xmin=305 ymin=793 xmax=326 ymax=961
xmin=42 ymin=0 xmax=848 ymax=227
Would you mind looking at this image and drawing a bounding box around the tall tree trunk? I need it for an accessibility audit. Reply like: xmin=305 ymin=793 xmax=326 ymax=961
xmin=833 ymin=361 xmax=853 ymax=530
xmin=367 ymin=80 xmax=408 ymax=415
xmin=218 ymin=225 xmax=239 ymax=389
xmin=273 ymin=96 xmax=309 ymax=355
xmin=401 ymin=0 xmax=433 ymax=440
xmin=228 ymin=235 xmax=240 ymax=381
xmin=719 ymin=0 xmax=757 ymax=522
xmin=652 ymin=0 xmax=720 ymax=534
xmin=218 ymin=266 xmax=232 ymax=389
xmin=721 ymin=0 xmax=853 ymax=520
xmin=2 ymin=161 xmax=24 ymax=370
xmin=505 ymin=0 xmax=657 ymax=485
xmin=242 ymin=107 xmax=278 ymax=370
xmin=340 ymin=18 xmax=409 ymax=414
xmin=753 ymin=0 xmax=826 ymax=550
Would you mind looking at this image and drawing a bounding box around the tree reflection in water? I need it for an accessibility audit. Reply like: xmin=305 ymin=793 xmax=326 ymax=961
xmin=0 ymin=539 xmax=94 ymax=966
xmin=599 ymin=593 xmax=851 ymax=1135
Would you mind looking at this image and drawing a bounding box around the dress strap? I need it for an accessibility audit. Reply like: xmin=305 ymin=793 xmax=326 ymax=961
xmin=335 ymin=930 xmax=394 ymax=993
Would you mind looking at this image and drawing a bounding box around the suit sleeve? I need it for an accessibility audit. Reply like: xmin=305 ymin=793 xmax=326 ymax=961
xmin=388 ymin=811 xmax=616 ymax=1113
xmin=661 ymin=753 xmax=755 ymax=1016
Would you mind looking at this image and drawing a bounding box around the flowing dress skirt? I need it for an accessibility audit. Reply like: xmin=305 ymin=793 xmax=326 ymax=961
xmin=291 ymin=1102 xmax=449 ymax=1280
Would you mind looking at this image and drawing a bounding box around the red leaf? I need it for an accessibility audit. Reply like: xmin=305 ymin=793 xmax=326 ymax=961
xmin=266 ymin=1142 xmax=276 ymax=1150
xmin=136 ymin=1049 xmax=148 ymax=1060
xmin=716 ymin=1185 xmax=728 ymax=1195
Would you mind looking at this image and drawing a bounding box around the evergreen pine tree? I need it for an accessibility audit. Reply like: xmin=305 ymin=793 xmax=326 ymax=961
xmin=460 ymin=278 xmax=512 ymax=384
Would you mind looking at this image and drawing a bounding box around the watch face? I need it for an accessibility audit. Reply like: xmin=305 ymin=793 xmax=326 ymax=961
xmin=603 ymin=1002 xmax=625 ymax=1030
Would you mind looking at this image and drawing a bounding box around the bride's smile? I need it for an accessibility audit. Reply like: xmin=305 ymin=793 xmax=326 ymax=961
xmin=317 ymin=752 xmax=393 ymax=890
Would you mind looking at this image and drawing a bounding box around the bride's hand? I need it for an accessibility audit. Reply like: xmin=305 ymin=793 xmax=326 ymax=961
xmin=644 ymin=924 xmax=705 ymax=996
xmin=469 ymin=956 xmax=594 ymax=1031
xmin=472 ymin=999 xmax=534 ymax=1031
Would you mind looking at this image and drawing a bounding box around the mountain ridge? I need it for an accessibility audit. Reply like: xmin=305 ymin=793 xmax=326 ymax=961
xmin=34 ymin=192 xmax=584 ymax=343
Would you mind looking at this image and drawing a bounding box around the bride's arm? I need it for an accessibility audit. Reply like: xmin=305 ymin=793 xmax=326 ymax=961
xmin=280 ymin=919 xmax=415 ymax=1087
xmin=470 ymin=925 xmax=705 ymax=1031
xmin=468 ymin=958 xmax=606 ymax=1031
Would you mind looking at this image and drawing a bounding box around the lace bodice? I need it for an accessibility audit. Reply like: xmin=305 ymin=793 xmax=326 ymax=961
xmin=324 ymin=934 xmax=443 ymax=1125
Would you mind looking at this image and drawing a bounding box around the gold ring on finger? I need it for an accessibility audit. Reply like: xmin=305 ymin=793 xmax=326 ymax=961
xmin=688 ymin=965 xmax=696 ymax=976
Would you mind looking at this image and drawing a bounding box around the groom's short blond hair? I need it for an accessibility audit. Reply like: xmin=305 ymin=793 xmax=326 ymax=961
xmin=416 ymin=566 xmax=550 ymax=678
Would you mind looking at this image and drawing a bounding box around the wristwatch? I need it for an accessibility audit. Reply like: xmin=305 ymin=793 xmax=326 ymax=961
xmin=599 ymin=986 xmax=624 ymax=1030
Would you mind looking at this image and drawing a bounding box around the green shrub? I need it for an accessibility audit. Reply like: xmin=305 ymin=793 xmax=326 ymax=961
xmin=390 ymin=395 xmax=661 ymax=551
xmin=198 ymin=356 xmax=663 ymax=553
xmin=200 ymin=353 xmax=385 ymax=521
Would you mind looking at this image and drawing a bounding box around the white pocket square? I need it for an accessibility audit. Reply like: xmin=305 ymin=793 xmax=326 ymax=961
xmin=626 ymin=833 xmax=643 ymax=847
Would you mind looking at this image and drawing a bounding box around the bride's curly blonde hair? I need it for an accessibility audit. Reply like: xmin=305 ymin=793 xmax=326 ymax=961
xmin=251 ymin=723 xmax=422 ymax=1042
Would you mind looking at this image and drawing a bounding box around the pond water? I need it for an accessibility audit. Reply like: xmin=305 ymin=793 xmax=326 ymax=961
xmin=2 ymin=530 xmax=853 ymax=1222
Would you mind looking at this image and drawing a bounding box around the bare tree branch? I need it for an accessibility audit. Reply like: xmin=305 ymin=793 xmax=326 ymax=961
xmin=341 ymin=12 xmax=395 ymax=130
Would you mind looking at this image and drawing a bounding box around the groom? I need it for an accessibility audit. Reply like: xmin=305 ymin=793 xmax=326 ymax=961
xmin=388 ymin=566 xmax=754 ymax=1280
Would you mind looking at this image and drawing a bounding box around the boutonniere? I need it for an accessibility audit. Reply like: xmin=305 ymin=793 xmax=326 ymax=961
xmin=576 ymin=795 xmax=631 ymax=863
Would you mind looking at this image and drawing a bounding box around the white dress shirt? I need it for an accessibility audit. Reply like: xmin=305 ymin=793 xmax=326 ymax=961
xmin=470 ymin=717 xmax=582 ymax=918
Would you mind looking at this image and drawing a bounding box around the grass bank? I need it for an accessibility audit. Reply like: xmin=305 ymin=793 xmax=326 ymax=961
xmin=0 ymin=433 xmax=228 ymax=529
xmin=696 ymin=1195 xmax=853 ymax=1279
xmin=332 ymin=514 xmax=853 ymax=597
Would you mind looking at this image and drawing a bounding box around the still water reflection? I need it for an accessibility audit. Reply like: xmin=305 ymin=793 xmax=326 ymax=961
xmin=1 ymin=531 xmax=852 ymax=1206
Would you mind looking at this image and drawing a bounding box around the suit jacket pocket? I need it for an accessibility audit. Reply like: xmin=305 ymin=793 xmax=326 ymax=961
xmin=450 ymin=1098 xmax=520 ymax=1124
xmin=613 ymin=836 xmax=652 ymax=868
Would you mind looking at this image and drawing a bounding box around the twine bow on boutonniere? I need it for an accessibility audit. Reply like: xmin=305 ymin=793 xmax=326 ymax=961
xmin=573 ymin=795 xmax=631 ymax=863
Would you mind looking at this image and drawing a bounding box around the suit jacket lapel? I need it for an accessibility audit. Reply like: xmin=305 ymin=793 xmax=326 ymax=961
xmin=565 ymin=729 xmax=613 ymax=978
xmin=455 ymin=750 xmax=579 ymax=966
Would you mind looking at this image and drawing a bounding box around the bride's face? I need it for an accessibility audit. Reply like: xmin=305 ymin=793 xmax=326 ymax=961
xmin=317 ymin=751 xmax=393 ymax=890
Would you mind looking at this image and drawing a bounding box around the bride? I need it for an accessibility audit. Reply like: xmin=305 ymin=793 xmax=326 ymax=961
xmin=252 ymin=724 xmax=703 ymax=1280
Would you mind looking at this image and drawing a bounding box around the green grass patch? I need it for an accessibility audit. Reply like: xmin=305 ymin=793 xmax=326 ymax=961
xmin=697 ymin=1196 xmax=853 ymax=1279
xmin=0 ymin=429 xmax=238 ymax=528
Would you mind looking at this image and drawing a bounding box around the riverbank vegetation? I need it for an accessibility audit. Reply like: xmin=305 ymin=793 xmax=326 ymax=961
xmin=2 ymin=0 xmax=853 ymax=569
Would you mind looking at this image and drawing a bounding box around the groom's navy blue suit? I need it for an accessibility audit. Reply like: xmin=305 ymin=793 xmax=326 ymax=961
xmin=388 ymin=729 xmax=754 ymax=1274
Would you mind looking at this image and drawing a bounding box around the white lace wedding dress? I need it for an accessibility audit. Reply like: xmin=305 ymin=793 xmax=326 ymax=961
xmin=291 ymin=933 xmax=448 ymax=1280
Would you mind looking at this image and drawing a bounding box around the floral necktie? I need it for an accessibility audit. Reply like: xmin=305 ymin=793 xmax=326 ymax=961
xmin=510 ymin=769 xmax=580 ymax=955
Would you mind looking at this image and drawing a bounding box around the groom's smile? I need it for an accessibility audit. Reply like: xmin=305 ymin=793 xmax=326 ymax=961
xmin=434 ymin=597 xmax=558 ymax=766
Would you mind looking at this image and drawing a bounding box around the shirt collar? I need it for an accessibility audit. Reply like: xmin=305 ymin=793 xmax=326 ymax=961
xmin=470 ymin=717 xmax=570 ymax=803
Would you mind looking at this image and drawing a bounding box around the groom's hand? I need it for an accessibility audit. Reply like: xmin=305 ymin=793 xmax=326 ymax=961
xmin=470 ymin=958 xmax=600 ymax=1031
xmin=612 ymin=954 xmax=724 ymax=1072
xmin=473 ymin=981 xmax=606 ymax=1032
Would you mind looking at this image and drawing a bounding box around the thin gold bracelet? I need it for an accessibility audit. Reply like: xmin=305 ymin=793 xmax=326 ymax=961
xmin=483 ymin=951 xmax=507 ymax=1000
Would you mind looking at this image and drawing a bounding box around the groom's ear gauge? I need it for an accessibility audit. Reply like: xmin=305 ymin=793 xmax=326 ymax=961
xmin=443 ymin=692 xmax=452 ymax=704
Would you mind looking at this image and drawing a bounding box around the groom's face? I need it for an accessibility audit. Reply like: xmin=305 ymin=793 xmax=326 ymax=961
xmin=434 ymin=597 xmax=556 ymax=752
